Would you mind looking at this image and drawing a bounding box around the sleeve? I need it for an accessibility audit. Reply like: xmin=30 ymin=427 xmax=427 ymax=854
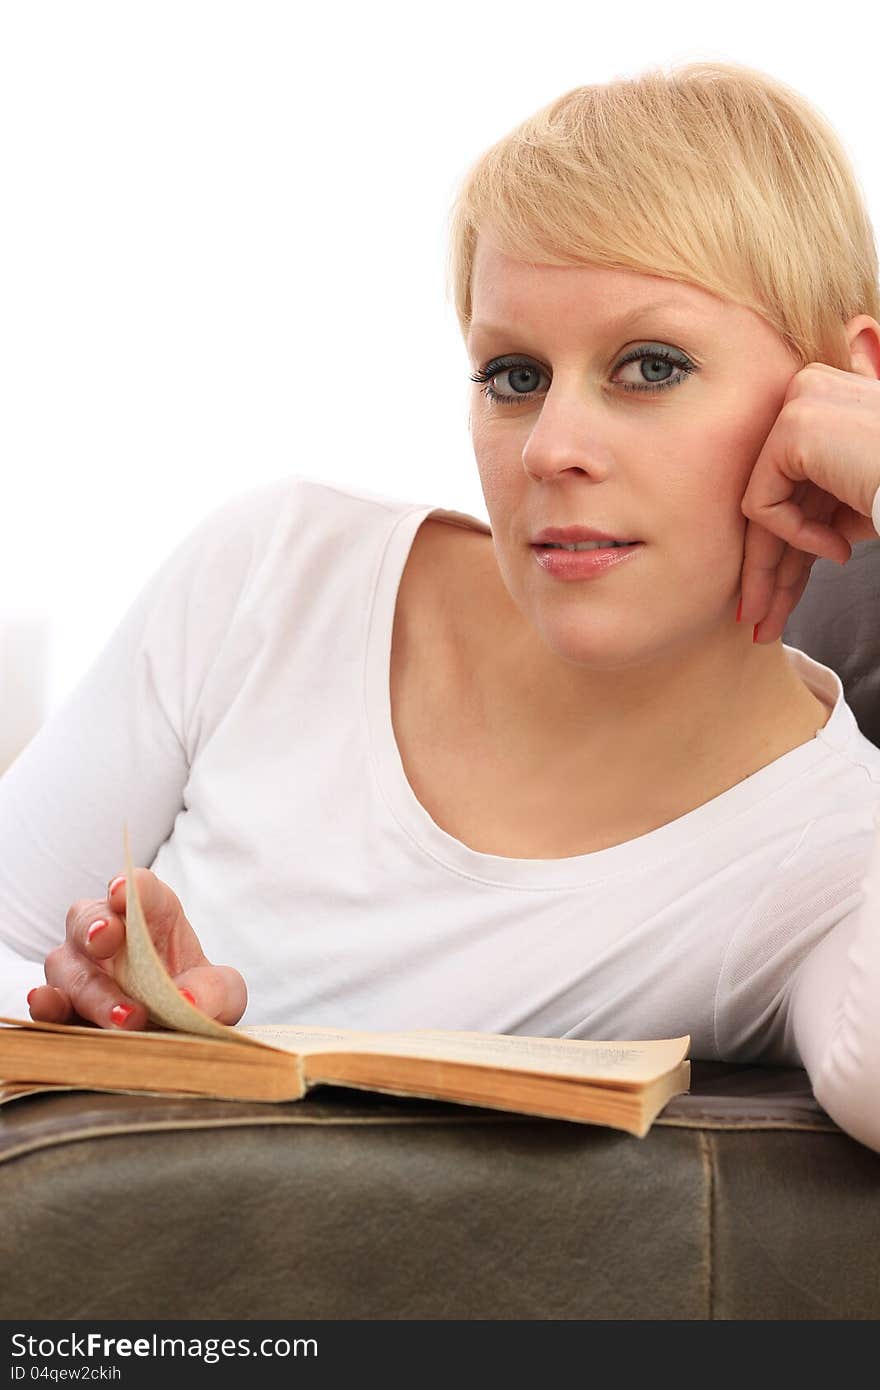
xmin=0 ymin=480 xmax=287 ymax=1018
xmin=786 ymin=809 xmax=880 ymax=1154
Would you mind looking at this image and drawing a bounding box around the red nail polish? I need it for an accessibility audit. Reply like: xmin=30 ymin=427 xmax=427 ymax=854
xmin=179 ymin=988 xmax=196 ymax=1006
xmin=87 ymin=919 xmax=108 ymax=943
xmin=736 ymin=596 xmax=743 ymax=623
xmin=108 ymin=875 xmax=126 ymax=898
xmin=27 ymin=987 xmax=38 ymax=1005
xmin=110 ymin=1003 xmax=135 ymax=1027
xmin=753 ymin=624 xmax=760 ymax=643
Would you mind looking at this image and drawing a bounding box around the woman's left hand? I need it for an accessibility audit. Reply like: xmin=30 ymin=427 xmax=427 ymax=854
xmin=739 ymin=362 xmax=880 ymax=643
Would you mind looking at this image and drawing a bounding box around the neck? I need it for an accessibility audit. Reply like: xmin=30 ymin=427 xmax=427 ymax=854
xmin=456 ymin=555 xmax=830 ymax=802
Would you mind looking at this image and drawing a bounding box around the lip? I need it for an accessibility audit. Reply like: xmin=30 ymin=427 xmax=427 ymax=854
xmin=531 ymin=525 xmax=639 ymax=545
xmin=532 ymin=542 xmax=644 ymax=582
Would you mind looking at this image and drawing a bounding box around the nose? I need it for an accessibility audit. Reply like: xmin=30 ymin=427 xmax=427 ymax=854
xmin=521 ymin=389 xmax=615 ymax=485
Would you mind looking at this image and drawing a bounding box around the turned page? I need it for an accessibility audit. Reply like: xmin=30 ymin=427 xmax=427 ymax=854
xmin=107 ymin=826 xmax=264 ymax=1045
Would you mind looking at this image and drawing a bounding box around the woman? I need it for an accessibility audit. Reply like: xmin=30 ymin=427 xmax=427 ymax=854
xmin=4 ymin=61 xmax=880 ymax=1151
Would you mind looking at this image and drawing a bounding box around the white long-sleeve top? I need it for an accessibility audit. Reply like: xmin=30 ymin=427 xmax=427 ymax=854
xmin=2 ymin=474 xmax=879 ymax=1149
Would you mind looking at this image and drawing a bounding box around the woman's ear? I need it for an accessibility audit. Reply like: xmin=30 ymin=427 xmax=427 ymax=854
xmin=844 ymin=315 xmax=880 ymax=379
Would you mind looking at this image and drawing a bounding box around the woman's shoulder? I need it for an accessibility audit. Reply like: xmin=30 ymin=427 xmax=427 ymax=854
xmin=195 ymin=472 xmax=428 ymax=532
xmin=400 ymin=513 xmax=497 ymax=633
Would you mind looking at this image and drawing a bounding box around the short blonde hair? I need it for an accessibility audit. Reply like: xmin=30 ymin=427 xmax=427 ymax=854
xmin=446 ymin=60 xmax=879 ymax=370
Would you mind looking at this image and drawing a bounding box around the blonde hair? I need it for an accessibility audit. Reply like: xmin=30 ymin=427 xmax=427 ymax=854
xmin=446 ymin=60 xmax=879 ymax=370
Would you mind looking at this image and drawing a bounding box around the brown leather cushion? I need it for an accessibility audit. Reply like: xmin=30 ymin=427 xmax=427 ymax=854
xmin=2 ymin=1062 xmax=878 ymax=1320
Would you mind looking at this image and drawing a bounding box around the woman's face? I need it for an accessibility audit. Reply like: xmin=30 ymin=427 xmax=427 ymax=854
xmin=467 ymin=239 xmax=803 ymax=671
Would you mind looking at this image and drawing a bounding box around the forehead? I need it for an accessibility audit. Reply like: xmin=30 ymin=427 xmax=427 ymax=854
xmin=468 ymin=238 xmax=724 ymax=341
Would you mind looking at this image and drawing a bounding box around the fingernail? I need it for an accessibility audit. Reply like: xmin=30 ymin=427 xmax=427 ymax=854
xmin=26 ymin=987 xmax=38 ymax=1005
xmin=736 ymin=596 xmax=743 ymax=623
xmin=753 ymin=624 xmax=760 ymax=643
xmin=109 ymin=1003 xmax=135 ymax=1027
xmin=179 ymin=988 xmax=196 ymax=1006
xmin=108 ymin=876 xmax=126 ymax=897
xmin=87 ymin=919 xmax=108 ymax=943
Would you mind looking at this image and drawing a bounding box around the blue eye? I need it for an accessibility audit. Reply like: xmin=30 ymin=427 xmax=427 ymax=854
xmin=469 ymin=345 xmax=697 ymax=405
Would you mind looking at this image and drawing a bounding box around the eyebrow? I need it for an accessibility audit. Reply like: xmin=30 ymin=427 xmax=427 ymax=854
xmin=468 ymin=297 xmax=698 ymax=343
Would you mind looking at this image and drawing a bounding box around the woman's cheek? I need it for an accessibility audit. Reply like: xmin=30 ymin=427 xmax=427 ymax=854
xmin=473 ymin=445 xmax=518 ymax=515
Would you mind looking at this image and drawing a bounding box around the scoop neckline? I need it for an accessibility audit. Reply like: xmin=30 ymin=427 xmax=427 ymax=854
xmin=363 ymin=501 xmax=850 ymax=889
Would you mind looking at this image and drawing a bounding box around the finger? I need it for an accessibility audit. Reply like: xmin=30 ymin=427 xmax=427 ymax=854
xmin=83 ymin=913 xmax=126 ymax=960
xmin=740 ymin=483 xmax=840 ymax=628
xmin=742 ymin=461 xmax=847 ymax=559
xmin=798 ymin=486 xmax=854 ymax=562
xmin=106 ymin=868 xmax=196 ymax=961
xmin=743 ymin=482 xmax=851 ymax=566
xmin=772 ymin=486 xmax=843 ymax=603
xmin=66 ymin=897 xmax=125 ymax=957
xmin=739 ymin=518 xmax=786 ymax=627
xmin=107 ymin=866 xmax=178 ymax=924
xmin=174 ymin=964 xmax=248 ymax=1026
xmin=745 ymin=528 xmax=800 ymax=628
xmin=753 ymin=564 xmax=813 ymax=644
xmin=776 ymin=541 xmax=813 ymax=593
xmin=45 ymin=944 xmax=148 ymax=1030
xmin=27 ymin=984 xmax=75 ymax=1024
xmin=786 ymin=515 xmax=851 ymax=565
xmin=766 ymin=546 xmax=816 ymax=633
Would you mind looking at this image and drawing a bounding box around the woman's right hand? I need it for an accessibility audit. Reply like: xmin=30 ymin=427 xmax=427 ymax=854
xmin=26 ymin=867 xmax=248 ymax=1030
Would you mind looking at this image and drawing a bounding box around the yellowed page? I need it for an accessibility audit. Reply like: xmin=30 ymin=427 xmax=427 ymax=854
xmin=111 ymin=825 xmax=265 ymax=1045
xmin=241 ymin=1023 xmax=690 ymax=1085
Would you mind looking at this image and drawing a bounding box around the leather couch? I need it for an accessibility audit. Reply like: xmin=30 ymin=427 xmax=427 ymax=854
xmin=2 ymin=1063 xmax=879 ymax=1320
xmin=3 ymin=545 xmax=880 ymax=1321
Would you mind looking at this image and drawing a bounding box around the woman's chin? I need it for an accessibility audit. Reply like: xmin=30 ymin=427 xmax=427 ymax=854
xmin=529 ymin=621 xmax=657 ymax=672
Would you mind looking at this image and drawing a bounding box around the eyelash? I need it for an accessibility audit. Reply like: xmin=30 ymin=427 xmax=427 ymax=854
xmin=469 ymin=346 xmax=697 ymax=406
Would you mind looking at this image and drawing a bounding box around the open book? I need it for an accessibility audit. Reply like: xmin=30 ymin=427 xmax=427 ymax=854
xmin=0 ymin=831 xmax=690 ymax=1137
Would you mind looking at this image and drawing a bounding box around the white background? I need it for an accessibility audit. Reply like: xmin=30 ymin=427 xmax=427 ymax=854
xmin=2 ymin=0 xmax=878 ymax=737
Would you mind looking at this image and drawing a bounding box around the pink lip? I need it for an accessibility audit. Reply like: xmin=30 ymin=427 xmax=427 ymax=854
xmin=532 ymin=525 xmax=638 ymax=545
xmin=531 ymin=542 xmax=644 ymax=581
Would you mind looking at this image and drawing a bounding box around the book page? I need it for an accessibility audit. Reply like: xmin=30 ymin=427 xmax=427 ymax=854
xmin=112 ymin=825 xmax=264 ymax=1045
xmin=241 ymin=1023 xmax=690 ymax=1084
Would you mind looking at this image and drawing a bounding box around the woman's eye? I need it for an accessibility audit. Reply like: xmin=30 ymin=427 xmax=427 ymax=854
xmin=470 ymin=346 xmax=697 ymax=405
xmin=616 ymin=349 xmax=694 ymax=392
xmin=478 ymin=363 xmax=547 ymax=402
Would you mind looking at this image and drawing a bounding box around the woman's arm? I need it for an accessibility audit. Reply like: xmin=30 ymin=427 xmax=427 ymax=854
xmin=787 ymin=828 xmax=880 ymax=1153
xmin=0 ymin=576 xmax=190 ymax=1016
xmin=0 ymin=483 xmax=278 ymax=1021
